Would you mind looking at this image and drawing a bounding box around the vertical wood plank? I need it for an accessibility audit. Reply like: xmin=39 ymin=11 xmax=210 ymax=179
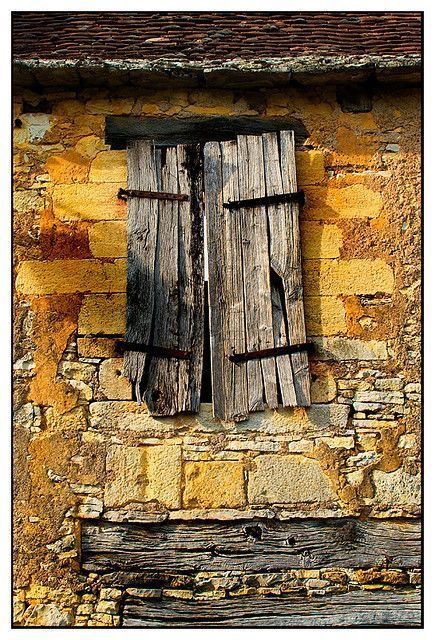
xmin=262 ymin=132 xmax=297 ymax=406
xmin=123 ymin=140 xmax=159 ymax=402
xmin=279 ymin=130 xmax=311 ymax=405
xmin=237 ymin=134 xmax=277 ymax=411
xmin=144 ymin=147 xmax=180 ymax=415
xmin=177 ymin=145 xmax=204 ymax=412
xmin=204 ymin=142 xmax=227 ymax=420
xmin=221 ymin=140 xmax=249 ymax=420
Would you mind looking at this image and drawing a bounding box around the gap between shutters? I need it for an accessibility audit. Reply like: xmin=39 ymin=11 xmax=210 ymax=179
xmin=123 ymin=130 xmax=310 ymax=420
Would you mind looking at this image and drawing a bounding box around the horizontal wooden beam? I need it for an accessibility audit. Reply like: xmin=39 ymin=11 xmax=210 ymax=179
xmin=81 ymin=518 xmax=421 ymax=574
xmin=123 ymin=588 xmax=421 ymax=627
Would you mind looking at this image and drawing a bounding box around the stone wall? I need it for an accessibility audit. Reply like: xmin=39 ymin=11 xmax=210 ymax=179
xmin=13 ymin=83 xmax=421 ymax=626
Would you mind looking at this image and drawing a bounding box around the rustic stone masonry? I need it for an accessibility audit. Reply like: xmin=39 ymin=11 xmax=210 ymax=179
xmin=13 ymin=82 xmax=421 ymax=626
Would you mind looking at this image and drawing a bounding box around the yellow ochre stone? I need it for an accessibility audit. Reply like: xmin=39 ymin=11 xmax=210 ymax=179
xmin=296 ymin=150 xmax=325 ymax=185
xmin=303 ymin=259 xmax=394 ymax=296
xmin=304 ymin=184 xmax=383 ymax=220
xmin=105 ymin=444 xmax=181 ymax=509
xmin=89 ymin=151 xmax=127 ymax=183
xmin=88 ymin=221 xmax=127 ymax=258
xmin=304 ymin=296 xmax=347 ymax=336
xmin=183 ymin=461 xmax=246 ymax=509
xmin=301 ymin=222 xmax=342 ymax=259
xmin=15 ymin=259 xmax=126 ymax=295
xmin=53 ymin=183 xmax=127 ymax=221
xmin=78 ymin=294 xmax=126 ymax=334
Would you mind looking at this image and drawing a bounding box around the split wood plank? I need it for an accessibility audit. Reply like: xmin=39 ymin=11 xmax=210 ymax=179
xmin=237 ymin=134 xmax=277 ymax=411
xmin=279 ymin=130 xmax=311 ymax=405
xmin=176 ymin=145 xmax=204 ymax=412
xmin=82 ymin=518 xmax=421 ymax=574
xmin=123 ymin=140 xmax=159 ymax=402
xmin=262 ymin=131 xmax=298 ymax=406
xmin=123 ymin=588 xmax=421 ymax=627
xmin=144 ymin=147 xmax=180 ymax=414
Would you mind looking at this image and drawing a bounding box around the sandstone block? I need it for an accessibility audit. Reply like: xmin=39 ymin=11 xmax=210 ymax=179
xmin=183 ymin=461 xmax=246 ymax=509
xmin=88 ymin=221 xmax=127 ymax=258
xmin=303 ymin=259 xmax=394 ymax=296
xmin=374 ymin=378 xmax=404 ymax=391
xmin=78 ymin=294 xmax=126 ymax=335
xmin=301 ymin=222 xmax=342 ymax=259
xmin=45 ymin=150 xmax=90 ymax=184
xmin=89 ymin=151 xmax=127 ymax=182
xmin=313 ymin=337 xmax=388 ymax=361
xmin=305 ymin=296 xmax=347 ymax=336
xmin=248 ymin=455 xmax=338 ymax=505
xmin=105 ymin=444 xmax=181 ymax=509
xmin=78 ymin=337 xmax=119 ymax=358
xmin=304 ymin=184 xmax=383 ymax=220
xmin=15 ymin=259 xmax=126 ymax=295
xmin=24 ymin=604 xmax=73 ymax=627
xmin=295 ymin=150 xmax=325 ymax=185
xmin=99 ymin=358 xmax=132 ymax=400
xmin=353 ymin=390 xmax=404 ymax=405
xmin=310 ymin=364 xmax=337 ymax=403
xmin=53 ymin=183 xmax=126 ymax=221
xmin=372 ymin=468 xmax=420 ymax=509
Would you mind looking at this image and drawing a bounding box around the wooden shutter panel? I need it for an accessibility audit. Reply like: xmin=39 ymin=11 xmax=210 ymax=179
xmin=204 ymin=131 xmax=310 ymax=422
xmin=124 ymin=140 xmax=204 ymax=416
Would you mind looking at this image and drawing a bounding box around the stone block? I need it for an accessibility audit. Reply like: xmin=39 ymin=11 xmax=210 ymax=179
xmin=45 ymin=150 xmax=90 ymax=184
xmin=372 ymin=468 xmax=420 ymax=509
xmin=303 ymin=184 xmax=383 ymax=220
xmin=303 ymin=259 xmax=394 ymax=296
xmin=313 ymin=337 xmax=388 ymax=361
xmin=15 ymin=259 xmax=126 ymax=295
xmin=353 ymin=390 xmax=404 ymax=405
xmin=105 ymin=444 xmax=181 ymax=509
xmin=24 ymin=604 xmax=73 ymax=627
xmin=89 ymin=151 xmax=127 ymax=182
xmin=248 ymin=455 xmax=338 ymax=505
xmin=183 ymin=461 xmax=246 ymax=509
xmin=53 ymin=183 xmax=126 ymax=221
xmin=301 ymin=222 xmax=342 ymax=259
xmin=295 ymin=150 xmax=325 ymax=185
xmin=305 ymin=296 xmax=347 ymax=336
xmin=78 ymin=337 xmax=119 ymax=358
xmin=78 ymin=294 xmax=126 ymax=335
xmin=88 ymin=221 xmax=127 ymax=257
xmin=310 ymin=365 xmax=337 ymax=403
xmin=99 ymin=358 xmax=132 ymax=400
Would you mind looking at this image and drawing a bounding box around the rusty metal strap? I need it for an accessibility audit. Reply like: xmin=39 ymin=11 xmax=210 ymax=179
xmin=228 ymin=342 xmax=313 ymax=363
xmin=118 ymin=188 xmax=189 ymax=202
xmin=116 ymin=340 xmax=191 ymax=360
xmin=223 ymin=190 xmax=305 ymax=210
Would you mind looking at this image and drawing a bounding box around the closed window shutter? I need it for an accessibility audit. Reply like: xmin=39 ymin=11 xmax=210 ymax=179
xmin=204 ymin=131 xmax=311 ymax=421
xmin=124 ymin=140 xmax=204 ymax=416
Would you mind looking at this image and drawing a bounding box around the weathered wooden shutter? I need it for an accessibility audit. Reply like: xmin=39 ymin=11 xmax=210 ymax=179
xmin=204 ymin=131 xmax=310 ymax=421
xmin=123 ymin=140 xmax=204 ymax=416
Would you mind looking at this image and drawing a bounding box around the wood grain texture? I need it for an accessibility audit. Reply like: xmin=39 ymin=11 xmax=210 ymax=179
xmin=204 ymin=131 xmax=309 ymax=420
xmin=124 ymin=142 xmax=204 ymax=415
xmin=82 ymin=518 xmax=421 ymax=574
xmin=279 ymin=130 xmax=310 ymax=405
xmin=123 ymin=588 xmax=421 ymax=627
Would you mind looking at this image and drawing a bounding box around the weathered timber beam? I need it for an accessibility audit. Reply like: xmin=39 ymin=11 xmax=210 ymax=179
xmin=81 ymin=518 xmax=421 ymax=574
xmin=122 ymin=588 xmax=421 ymax=627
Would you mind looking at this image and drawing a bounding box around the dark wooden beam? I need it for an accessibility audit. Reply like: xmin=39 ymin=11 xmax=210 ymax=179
xmin=122 ymin=588 xmax=421 ymax=627
xmin=81 ymin=518 xmax=421 ymax=574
